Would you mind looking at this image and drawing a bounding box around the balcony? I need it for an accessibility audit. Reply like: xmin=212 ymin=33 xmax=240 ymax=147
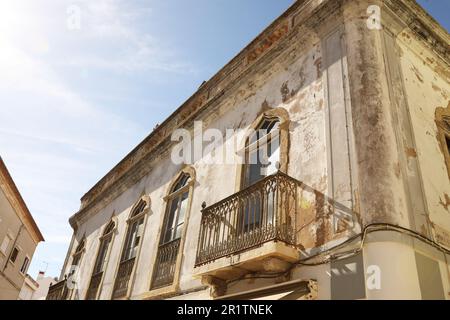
xmin=112 ymin=257 xmax=135 ymax=299
xmin=151 ymin=238 xmax=181 ymax=289
xmin=46 ymin=278 xmax=70 ymax=300
xmin=85 ymin=272 xmax=103 ymax=300
xmin=194 ymin=171 xmax=301 ymax=283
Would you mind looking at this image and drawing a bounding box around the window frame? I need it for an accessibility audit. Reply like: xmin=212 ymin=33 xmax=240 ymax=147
xmin=0 ymin=234 xmax=12 ymax=256
xmin=121 ymin=206 xmax=146 ymax=263
xmin=9 ymin=246 xmax=20 ymax=264
xmin=19 ymin=255 xmax=30 ymax=275
xmin=436 ymin=105 xmax=450 ymax=179
xmin=242 ymin=118 xmax=281 ymax=189
xmin=235 ymin=108 xmax=290 ymax=193
xmin=111 ymin=195 xmax=150 ymax=300
xmin=85 ymin=219 xmax=117 ymax=300
xmin=94 ymin=221 xmax=115 ymax=275
xmin=71 ymin=237 xmax=86 ymax=269
xmin=146 ymin=167 xmax=196 ymax=297
xmin=160 ymin=174 xmax=191 ymax=245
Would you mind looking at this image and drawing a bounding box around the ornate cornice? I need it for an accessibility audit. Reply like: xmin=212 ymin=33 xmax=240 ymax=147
xmin=384 ymin=0 xmax=449 ymax=63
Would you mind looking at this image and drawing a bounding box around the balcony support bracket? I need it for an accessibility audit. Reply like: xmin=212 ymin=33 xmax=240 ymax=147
xmin=305 ymin=280 xmax=318 ymax=300
xmin=262 ymin=257 xmax=291 ymax=273
xmin=201 ymin=275 xmax=227 ymax=298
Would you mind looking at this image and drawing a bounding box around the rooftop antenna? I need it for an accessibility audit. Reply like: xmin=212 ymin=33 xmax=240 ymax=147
xmin=42 ymin=261 xmax=49 ymax=274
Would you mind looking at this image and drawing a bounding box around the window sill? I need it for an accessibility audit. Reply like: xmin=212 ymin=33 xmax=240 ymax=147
xmin=135 ymin=283 xmax=179 ymax=300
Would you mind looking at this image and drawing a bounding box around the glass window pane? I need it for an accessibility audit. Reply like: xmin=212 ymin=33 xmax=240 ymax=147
xmin=131 ymin=219 xmax=144 ymax=259
xmin=244 ymin=118 xmax=281 ymax=188
xmin=164 ymin=227 xmax=174 ymax=244
xmin=176 ymin=193 xmax=189 ymax=227
xmin=172 ymin=174 xmax=190 ymax=192
xmin=246 ymin=148 xmax=264 ymax=187
xmin=266 ymin=135 xmax=280 ymax=176
xmin=174 ymin=225 xmax=183 ymax=240
xmin=20 ymin=257 xmax=29 ymax=273
xmin=163 ymin=198 xmax=179 ymax=243
xmin=95 ymin=237 xmax=111 ymax=274
xmin=10 ymin=248 xmax=19 ymax=263
xmin=122 ymin=220 xmax=138 ymax=261
xmin=72 ymin=254 xmax=80 ymax=267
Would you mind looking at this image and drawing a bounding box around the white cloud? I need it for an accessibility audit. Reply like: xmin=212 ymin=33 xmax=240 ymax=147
xmin=0 ymin=0 xmax=195 ymax=277
xmin=56 ymin=0 xmax=196 ymax=74
xmin=45 ymin=235 xmax=73 ymax=245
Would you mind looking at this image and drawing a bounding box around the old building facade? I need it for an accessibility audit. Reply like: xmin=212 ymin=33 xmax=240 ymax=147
xmin=50 ymin=0 xmax=450 ymax=300
xmin=0 ymin=157 xmax=44 ymax=300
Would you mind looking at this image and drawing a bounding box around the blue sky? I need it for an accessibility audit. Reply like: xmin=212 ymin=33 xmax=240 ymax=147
xmin=0 ymin=1 xmax=447 ymax=279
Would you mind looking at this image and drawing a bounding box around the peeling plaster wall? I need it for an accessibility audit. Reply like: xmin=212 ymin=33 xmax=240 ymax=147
xmin=396 ymin=30 xmax=450 ymax=239
xmin=343 ymin=0 xmax=411 ymax=229
xmin=62 ymin=26 xmax=337 ymax=299
xmin=0 ymin=189 xmax=38 ymax=300
xmin=60 ymin=0 xmax=450 ymax=300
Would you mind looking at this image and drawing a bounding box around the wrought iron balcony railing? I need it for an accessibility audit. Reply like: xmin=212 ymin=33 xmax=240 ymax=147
xmin=112 ymin=257 xmax=135 ymax=299
xmin=151 ymin=238 xmax=181 ymax=289
xmin=195 ymin=171 xmax=299 ymax=267
xmin=46 ymin=278 xmax=70 ymax=300
xmin=85 ymin=272 xmax=103 ymax=300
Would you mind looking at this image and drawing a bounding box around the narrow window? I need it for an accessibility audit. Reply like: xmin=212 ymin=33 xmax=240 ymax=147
xmin=71 ymin=238 xmax=85 ymax=269
xmin=9 ymin=247 xmax=19 ymax=263
xmin=86 ymin=220 xmax=115 ymax=300
xmin=112 ymin=198 xmax=148 ymax=299
xmin=0 ymin=236 xmax=11 ymax=255
xmin=446 ymin=135 xmax=450 ymax=156
xmin=242 ymin=118 xmax=280 ymax=188
xmin=20 ymin=257 xmax=30 ymax=274
xmin=151 ymin=173 xmax=192 ymax=289
xmin=240 ymin=118 xmax=281 ymax=233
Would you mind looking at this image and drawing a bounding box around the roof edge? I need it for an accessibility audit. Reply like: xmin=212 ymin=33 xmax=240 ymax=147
xmin=0 ymin=157 xmax=45 ymax=243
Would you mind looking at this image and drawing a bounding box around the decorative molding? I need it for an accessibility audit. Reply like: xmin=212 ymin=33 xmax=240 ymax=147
xmin=246 ymin=22 xmax=289 ymax=64
xmin=384 ymin=0 xmax=450 ymax=63
xmin=435 ymin=103 xmax=450 ymax=180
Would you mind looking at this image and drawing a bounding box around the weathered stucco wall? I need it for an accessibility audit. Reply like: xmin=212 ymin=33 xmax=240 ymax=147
xmin=397 ymin=29 xmax=450 ymax=238
xmin=64 ymin=23 xmax=335 ymax=299
xmin=60 ymin=0 xmax=450 ymax=300
xmin=0 ymin=188 xmax=38 ymax=300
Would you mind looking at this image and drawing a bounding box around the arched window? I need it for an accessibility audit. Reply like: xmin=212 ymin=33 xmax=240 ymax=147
xmin=122 ymin=199 xmax=147 ymax=261
xmin=151 ymin=170 xmax=194 ymax=290
xmin=237 ymin=109 xmax=289 ymax=234
xmin=162 ymin=173 xmax=190 ymax=244
xmin=112 ymin=197 xmax=149 ymax=299
xmin=242 ymin=117 xmax=281 ymax=188
xmin=86 ymin=220 xmax=116 ymax=300
xmin=71 ymin=238 xmax=85 ymax=268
